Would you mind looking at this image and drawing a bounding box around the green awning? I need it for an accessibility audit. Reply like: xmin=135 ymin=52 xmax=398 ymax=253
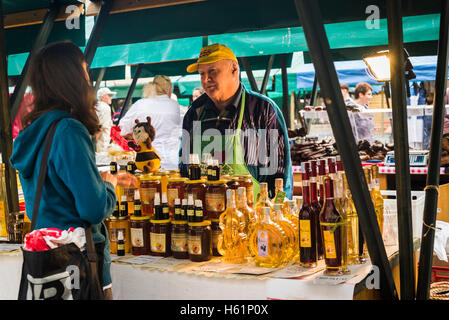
xmin=3 ymin=0 xmax=85 ymax=55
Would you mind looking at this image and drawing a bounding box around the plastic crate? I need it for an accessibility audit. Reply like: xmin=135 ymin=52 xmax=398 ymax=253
xmin=380 ymin=190 xmax=425 ymax=246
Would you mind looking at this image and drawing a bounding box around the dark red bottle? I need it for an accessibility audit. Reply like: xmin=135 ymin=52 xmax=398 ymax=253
xmin=299 ymin=162 xmax=317 ymax=268
xmin=310 ymin=160 xmax=324 ymax=260
xmin=320 ymin=177 xmax=346 ymax=275
xmin=318 ymin=159 xmax=326 ymax=206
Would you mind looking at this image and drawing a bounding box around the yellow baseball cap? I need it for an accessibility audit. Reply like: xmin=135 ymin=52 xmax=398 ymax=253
xmin=187 ymin=43 xmax=238 ymax=73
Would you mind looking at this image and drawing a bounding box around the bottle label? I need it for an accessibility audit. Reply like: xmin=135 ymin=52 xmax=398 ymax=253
xmin=150 ymin=232 xmax=166 ymax=253
xmin=257 ymin=230 xmax=269 ymax=258
xmin=130 ymin=228 xmax=144 ymax=248
xmin=323 ymin=230 xmax=337 ymax=259
xmin=188 ymin=235 xmax=202 ymax=255
xmin=205 ymin=193 xmax=225 ymax=212
xmin=273 ymin=191 xmax=286 ymax=204
xmin=171 ymin=233 xmax=188 ymax=252
xmin=117 ymin=243 xmax=125 ymax=251
xmin=195 ymin=210 xmax=203 ymax=218
xmin=299 ymin=220 xmax=312 ymax=248
xmin=110 ymin=228 xmax=125 ymax=243
xmin=120 ymin=204 xmax=126 ymax=212
xmin=163 ymin=207 xmax=169 ymax=215
xmin=167 ymin=188 xmax=179 ymax=207
xmin=110 ymin=165 xmax=116 ymax=173
xmin=187 ymin=209 xmax=195 ymax=217
xmin=134 ymin=204 xmax=141 ymax=211
xmin=175 ymin=208 xmax=182 ymax=216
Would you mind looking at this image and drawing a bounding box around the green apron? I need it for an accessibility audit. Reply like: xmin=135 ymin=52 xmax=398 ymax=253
xmin=198 ymin=90 xmax=261 ymax=201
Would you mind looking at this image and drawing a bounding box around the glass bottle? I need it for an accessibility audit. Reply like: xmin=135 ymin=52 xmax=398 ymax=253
xmin=299 ymin=162 xmax=317 ymax=268
xmin=194 ymin=199 xmax=204 ymax=223
xmin=371 ymin=165 xmax=384 ymax=235
xmin=117 ymin=230 xmax=125 ymax=256
xmin=218 ymin=189 xmax=249 ymax=264
xmin=309 ymin=160 xmax=324 ymax=260
xmin=249 ymin=207 xmax=286 ymax=268
xmin=189 ymin=154 xmax=201 ymax=180
xmin=236 ymin=187 xmax=256 ymax=234
xmin=171 ymin=198 xmax=189 ymax=259
xmin=342 ymin=173 xmax=359 ymax=265
xmin=320 ymin=177 xmax=348 ymax=275
xmin=255 ymin=182 xmax=275 ymax=221
xmin=273 ymin=203 xmax=298 ymax=264
xmin=186 ymin=194 xmax=195 ymax=223
xmin=318 ymin=159 xmax=327 ymax=205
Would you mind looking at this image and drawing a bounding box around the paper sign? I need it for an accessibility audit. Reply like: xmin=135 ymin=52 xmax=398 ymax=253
xmin=193 ymin=262 xmax=245 ymax=273
xmin=269 ymin=264 xmax=322 ymax=279
xmin=232 ymin=266 xmax=279 ymax=275
xmin=0 ymin=243 xmax=22 ymax=252
xmin=143 ymin=257 xmax=190 ymax=269
xmin=119 ymin=255 xmax=163 ymax=265
xmin=312 ymin=273 xmax=357 ymax=286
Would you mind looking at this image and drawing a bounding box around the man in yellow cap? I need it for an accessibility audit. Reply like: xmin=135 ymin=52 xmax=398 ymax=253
xmin=179 ymin=43 xmax=293 ymax=199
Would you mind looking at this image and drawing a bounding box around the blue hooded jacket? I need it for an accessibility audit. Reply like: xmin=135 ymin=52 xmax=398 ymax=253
xmin=10 ymin=110 xmax=116 ymax=287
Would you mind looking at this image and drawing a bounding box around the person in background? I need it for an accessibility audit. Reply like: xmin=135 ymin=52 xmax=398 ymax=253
xmin=96 ymin=87 xmax=116 ymax=152
xmin=119 ymin=76 xmax=182 ymax=170
xmin=112 ymin=99 xmax=125 ymax=126
xmin=351 ymin=82 xmax=374 ymax=143
xmin=192 ymin=86 xmax=205 ymax=101
xmin=10 ymin=41 xmax=138 ymax=300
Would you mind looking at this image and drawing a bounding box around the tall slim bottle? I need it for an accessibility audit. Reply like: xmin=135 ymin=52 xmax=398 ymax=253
xmin=299 ymin=162 xmax=317 ymax=268
xmin=334 ymin=156 xmax=348 ymax=271
xmin=309 ymin=160 xmax=324 ymax=260
xmin=371 ymin=165 xmax=384 ymax=235
xmin=318 ymin=159 xmax=327 ymax=206
xmin=342 ymin=172 xmax=359 ymax=265
xmin=320 ymin=177 xmax=348 ymax=275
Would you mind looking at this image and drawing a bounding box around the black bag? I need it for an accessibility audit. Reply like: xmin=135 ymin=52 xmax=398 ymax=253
xmin=18 ymin=120 xmax=105 ymax=300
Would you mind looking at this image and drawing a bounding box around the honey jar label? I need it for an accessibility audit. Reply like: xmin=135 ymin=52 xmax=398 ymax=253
xmin=299 ymin=220 xmax=312 ymax=248
xmin=167 ymin=188 xmax=179 ymax=206
xmin=130 ymin=228 xmax=144 ymax=248
xmin=171 ymin=233 xmax=188 ymax=252
xmin=257 ymin=231 xmax=269 ymax=258
xmin=141 ymin=187 xmax=157 ymax=204
xmin=150 ymin=232 xmax=166 ymax=253
xmin=323 ymin=230 xmax=337 ymax=259
xmin=205 ymin=193 xmax=225 ymax=212
xmin=188 ymin=235 xmax=202 ymax=255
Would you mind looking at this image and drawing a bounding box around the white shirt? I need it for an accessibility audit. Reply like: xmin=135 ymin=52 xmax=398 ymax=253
xmin=95 ymin=101 xmax=112 ymax=153
xmin=119 ymin=95 xmax=182 ymax=170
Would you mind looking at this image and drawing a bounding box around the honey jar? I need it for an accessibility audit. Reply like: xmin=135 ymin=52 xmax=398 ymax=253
xmin=205 ymin=180 xmax=228 ymax=220
xmin=184 ymin=179 xmax=206 ymax=207
xmin=167 ymin=177 xmax=188 ymax=216
xmin=139 ymin=175 xmax=161 ymax=217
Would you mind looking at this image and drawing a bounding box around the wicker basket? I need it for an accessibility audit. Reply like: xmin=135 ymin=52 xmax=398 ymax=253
xmin=430 ymin=281 xmax=449 ymax=300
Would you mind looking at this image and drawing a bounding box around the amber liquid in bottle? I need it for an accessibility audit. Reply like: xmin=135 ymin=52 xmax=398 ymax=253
xmin=310 ymin=160 xmax=324 ymax=260
xmin=371 ymin=165 xmax=384 ymax=235
xmin=255 ymin=182 xmax=275 ymax=221
xmin=320 ymin=177 xmax=348 ymax=275
xmin=342 ymin=173 xmax=359 ymax=265
xmin=299 ymin=162 xmax=317 ymax=268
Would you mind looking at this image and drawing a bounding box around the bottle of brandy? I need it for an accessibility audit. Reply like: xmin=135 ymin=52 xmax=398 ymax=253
xmin=299 ymin=162 xmax=317 ymax=268
xmin=320 ymin=177 xmax=348 ymax=275
xmin=371 ymin=165 xmax=384 ymax=235
xmin=342 ymin=172 xmax=359 ymax=265
xmin=273 ymin=203 xmax=297 ymax=264
xmin=236 ymin=187 xmax=256 ymax=234
xmin=249 ymin=207 xmax=286 ymax=268
xmin=309 ymin=160 xmax=323 ymax=260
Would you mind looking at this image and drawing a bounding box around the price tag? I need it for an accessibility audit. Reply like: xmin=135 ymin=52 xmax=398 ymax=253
xmin=312 ymin=273 xmax=356 ymax=285
xmin=193 ymin=262 xmax=244 ymax=273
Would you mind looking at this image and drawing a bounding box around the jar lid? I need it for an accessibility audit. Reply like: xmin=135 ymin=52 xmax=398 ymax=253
xmin=211 ymin=219 xmax=220 ymax=223
xmin=140 ymin=174 xmax=161 ymax=181
xmin=168 ymin=177 xmax=188 ymax=183
xmin=157 ymin=170 xmax=169 ymax=176
xmin=171 ymin=220 xmax=188 ymax=225
xmin=118 ymin=216 xmax=129 ymax=220
xmin=188 ymin=220 xmax=211 ymax=227
xmin=206 ymin=180 xmax=227 ymax=185
xmin=184 ymin=179 xmax=207 ymax=184
xmin=150 ymin=219 xmax=171 ymax=224
xmin=130 ymin=215 xmax=150 ymax=221
xmin=237 ymin=174 xmax=252 ymax=179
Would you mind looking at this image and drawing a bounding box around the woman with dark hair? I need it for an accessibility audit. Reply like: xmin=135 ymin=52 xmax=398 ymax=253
xmin=10 ymin=41 xmax=137 ymax=299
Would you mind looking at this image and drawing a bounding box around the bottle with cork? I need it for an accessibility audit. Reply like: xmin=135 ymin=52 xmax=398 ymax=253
xmin=150 ymin=193 xmax=171 ymax=257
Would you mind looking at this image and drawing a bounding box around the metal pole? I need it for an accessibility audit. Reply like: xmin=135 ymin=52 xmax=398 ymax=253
xmin=294 ymin=0 xmax=398 ymax=300
xmin=417 ymin=0 xmax=449 ymax=300
xmin=118 ymin=63 xmax=143 ymax=122
xmin=84 ymin=0 xmax=114 ymax=71
xmin=0 ymin=2 xmax=20 ymax=214
xmin=310 ymin=75 xmax=318 ymax=106
xmin=94 ymin=67 xmax=106 ymax=93
xmin=10 ymin=3 xmax=59 ymax=124
xmin=280 ymin=53 xmax=291 ymax=128
xmin=386 ymin=0 xmax=415 ymax=300
xmin=239 ymin=57 xmax=258 ymax=92
xmin=260 ymin=55 xmax=275 ymax=95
